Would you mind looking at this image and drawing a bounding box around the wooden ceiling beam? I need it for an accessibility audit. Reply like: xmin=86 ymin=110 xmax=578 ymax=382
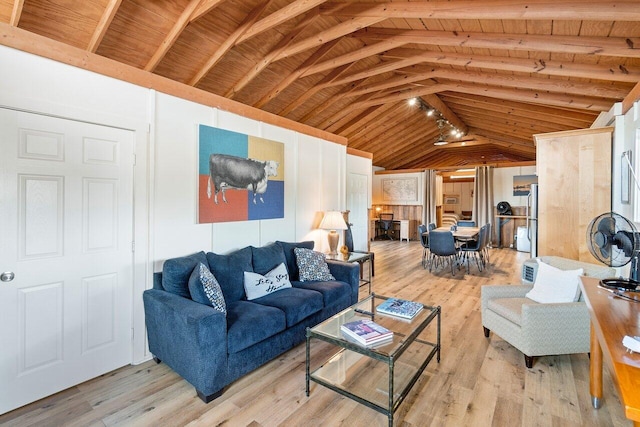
xmin=382 ymin=48 xmax=640 ymax=83
xmin=446 ymin=99 xmax=592 ymax=128
xmin=251 ymin=36 xmax=340 ymax=106
xmin=469 ymin=128 xmax=536 ymax=146
xmin=339 ymin=102 xmax=407 ymax=136
xmin=300 ymin=79 xmax=373 ymax=124
xmin=237 ymin=0 xmax=328 ymax=44
xmin=399 ymin=68 xmax=630 ymax=100
xmin=439 ymin=82 xmax=613 ymax=111
xmin=440 ymin=92 xmax=597 ymax=123
xmin=87 ymin=0 xmax=124 ymax=53
xmin=273 ymin=16 xmax=385 ymax=62
xmin=320 ymin=1 xmax=640 ymax=21
xmin=351 ymin=28 xmax=640 ymax=58
xmin=10 ymin=0 xmax=24 ymax=26
xmin=188 ymin=0 xmax=273 ymax=87
xmin=279 ymin=62 xmax=355 ymax=116
xmin=191 ymin=0 xmax=228 ymax=21
xmin=456 ymin=109 xmax=566 ymax=135
xmin=144 ymin=0 xmax=204 ymax=71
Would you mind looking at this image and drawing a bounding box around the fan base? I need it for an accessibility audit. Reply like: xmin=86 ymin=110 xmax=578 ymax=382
xmin=599 ymin=278 xmax=640 ymax=292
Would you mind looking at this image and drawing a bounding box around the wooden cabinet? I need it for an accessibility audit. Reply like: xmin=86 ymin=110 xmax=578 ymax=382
xmin=534 ymin=127 xmax=612 ymax=262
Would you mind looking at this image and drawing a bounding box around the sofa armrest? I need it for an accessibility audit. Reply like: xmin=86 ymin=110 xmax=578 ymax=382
xmin=143 ymin=289 xmax=228 ymax=396
xmin=326 ymin=260 xmax=360 ymax=304
xmin=481 ymin=284 xmax=532 ymax=312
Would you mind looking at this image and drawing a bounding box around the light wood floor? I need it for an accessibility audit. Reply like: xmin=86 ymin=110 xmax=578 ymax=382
xmin=0 ymin=241 xmax=632 ymax=426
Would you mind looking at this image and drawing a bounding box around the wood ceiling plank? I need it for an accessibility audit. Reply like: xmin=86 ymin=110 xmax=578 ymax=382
xmin=381 ymin=48 xmax=640 ymax=83
xmin=188 ymin=0 xmax=273 ymax=87
xmin=320 ymin=1 xmax=640 ymax=21
xmin=351 ymin=28 xmax=640 ymax=58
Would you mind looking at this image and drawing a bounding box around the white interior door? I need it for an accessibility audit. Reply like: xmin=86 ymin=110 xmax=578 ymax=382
xmin=347 ymin=173 xmax=369 ymax=251
xmin=0 ymin=109 xmax=134 ymax=414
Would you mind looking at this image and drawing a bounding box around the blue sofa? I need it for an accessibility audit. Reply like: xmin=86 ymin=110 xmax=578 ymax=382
xmin=143 ymin=241 xmax=360 ymax=403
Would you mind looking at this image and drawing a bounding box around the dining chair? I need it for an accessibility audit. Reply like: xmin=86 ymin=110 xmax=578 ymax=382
xmin=457 ymin=220 xmax=476 ymax=227
xmin=428 ymin=230 xmax=460 ymax=276
xmin=460 ymin=224 xmax=487 ymax=273
xmin=418 ymin=224 xmax=430 ymax=269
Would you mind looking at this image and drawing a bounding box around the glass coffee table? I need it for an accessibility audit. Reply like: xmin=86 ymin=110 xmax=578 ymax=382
xmin=306 ymin=294 xmax=441 ymax=426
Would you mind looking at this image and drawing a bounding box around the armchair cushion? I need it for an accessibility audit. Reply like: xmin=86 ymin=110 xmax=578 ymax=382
xmin=525 ymin=260 xmax=583 ymax=303
xmin=487 ymin=297 xmax=534 ymax=326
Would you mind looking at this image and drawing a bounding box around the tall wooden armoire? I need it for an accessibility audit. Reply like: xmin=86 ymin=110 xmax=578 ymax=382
xmin=533 ymin=127 xmax=613 ymax=263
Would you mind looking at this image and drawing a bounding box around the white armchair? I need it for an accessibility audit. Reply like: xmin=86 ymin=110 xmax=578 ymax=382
xmin=481 ymin=256 xmax=615 ymax=368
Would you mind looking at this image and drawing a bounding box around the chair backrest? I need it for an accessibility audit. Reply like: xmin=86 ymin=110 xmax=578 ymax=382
xmin=429 ymin=231 xmax=457 ymax=256
xmin=379 ymin=213 xmax=393 ymax=229
xmin=458 ymin=220 xmax=476 ymax=227
xmin=418 ymin=224 xmax=429 ymax=248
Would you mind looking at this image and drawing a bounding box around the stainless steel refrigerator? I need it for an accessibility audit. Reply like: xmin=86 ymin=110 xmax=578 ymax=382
xmin=527 ymin=183 xmax=539 ymax=257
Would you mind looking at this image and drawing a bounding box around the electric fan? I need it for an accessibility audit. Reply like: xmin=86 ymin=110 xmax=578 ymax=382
xmin=586 ymin=212 xmax=640 ymax=292
xmin=497 ymin=201 xmax=512 ymax=215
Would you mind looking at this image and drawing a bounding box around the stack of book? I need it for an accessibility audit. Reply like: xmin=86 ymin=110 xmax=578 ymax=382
xmin=376 ymin=298 xmax=423 ymax=320
xmin=340 ymin=319 xmax=393 ymax=347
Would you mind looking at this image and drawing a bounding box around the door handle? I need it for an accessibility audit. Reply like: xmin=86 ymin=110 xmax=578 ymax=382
xmin=1 ymin=272 xmax=15 ymax=282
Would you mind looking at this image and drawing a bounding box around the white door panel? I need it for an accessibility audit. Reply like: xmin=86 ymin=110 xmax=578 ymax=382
xmin=347 ymin=173 xmax=369 ymax=251
xmin=0 ymin=109 xmax=134 ymax=414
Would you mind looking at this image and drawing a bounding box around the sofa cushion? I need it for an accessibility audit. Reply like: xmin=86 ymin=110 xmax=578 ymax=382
xmin=207 ymin=247 xmax=253 ymax=303
xmin=295 ymin=248 xmax=335 ymax=281
xmin=251 ymin=243 xmax=288 ymax=275
xmin=292 ymin=280 xmax=351 ymax=307
xmin=162 ymin=251 xmax=208 ymax=299
xmin=487 ymin=297 xmax=537 ymax=326
xmin=525 ymin=260 xmax=584 ymax=303
xmin=226 ymin=300 xmax=286 ymax=354
xmin=252 ymin=287 xmax=324 ymax=327
xmin=188 ymin=263 xmax=227 ymax=314
xmin=277 ymin=241 xmax=314 ymax=281
xmin=244 ymin=263 xmax=292 ymax=300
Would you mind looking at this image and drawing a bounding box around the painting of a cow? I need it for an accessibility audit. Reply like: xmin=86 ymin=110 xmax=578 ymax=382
xmin=207 ymin=153 xmax=279 ymax=204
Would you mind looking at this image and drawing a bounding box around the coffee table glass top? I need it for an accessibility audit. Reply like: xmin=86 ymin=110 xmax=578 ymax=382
xmin=306 ymin=294 xmax=441 ymax=421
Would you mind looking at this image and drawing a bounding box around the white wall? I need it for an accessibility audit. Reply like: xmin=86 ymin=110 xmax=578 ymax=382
xmin=0 ymin=45 xmax=350 ymax=365
xmin=347 ymin=154 xmax=373 ymax=251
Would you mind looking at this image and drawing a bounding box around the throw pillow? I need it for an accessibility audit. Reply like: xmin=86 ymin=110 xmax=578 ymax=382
xmin=276 ymin=241 xmax=314 ymax=281
xmin=525 ymin=260 xmax=584 ymax=304
xmin=243 ymin=262 xmax=292 ymax=300
xmin=188 ymin=263 xmax=226 ymax=314
xmin=294 ymin=247 xmax=335 ymax=282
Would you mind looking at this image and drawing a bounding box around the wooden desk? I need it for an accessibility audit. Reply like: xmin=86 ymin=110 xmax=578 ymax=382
xmin=580 ymin=276 xmax=640 ymax=426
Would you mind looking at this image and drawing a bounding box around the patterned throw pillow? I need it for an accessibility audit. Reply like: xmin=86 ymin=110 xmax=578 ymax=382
xmin=189 ymin=263 xmax=227 ymax=314
xmin=294 ymin=248 xmax=335 ymax=282
xmin=243 ymin=262 xmax=292 ymax=300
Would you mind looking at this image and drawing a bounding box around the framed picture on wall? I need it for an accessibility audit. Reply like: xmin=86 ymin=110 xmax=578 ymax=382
xmin=513 ymin=175 xmax=538 ymax=196
xmin=197 ymin=124 xmax=285 ymax=223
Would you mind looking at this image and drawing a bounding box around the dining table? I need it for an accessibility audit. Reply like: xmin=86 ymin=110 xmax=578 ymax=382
xmin=432 ymin=226 xmax=480 ymax=241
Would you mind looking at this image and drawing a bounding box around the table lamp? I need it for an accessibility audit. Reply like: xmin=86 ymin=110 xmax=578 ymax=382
xmin=319 ymin=211 xmax=347 ymax=256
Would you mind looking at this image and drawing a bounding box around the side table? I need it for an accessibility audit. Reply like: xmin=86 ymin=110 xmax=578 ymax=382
xmin=327 ymin=252 xmax=373 ymax=295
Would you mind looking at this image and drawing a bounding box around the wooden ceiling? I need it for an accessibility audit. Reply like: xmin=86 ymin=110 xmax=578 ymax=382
xmin=2 ymin=0 xmax=639 ymax=170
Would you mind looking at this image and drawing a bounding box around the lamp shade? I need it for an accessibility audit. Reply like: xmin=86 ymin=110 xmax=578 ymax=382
xmin=319 ymin=211 xmax=347 ymax=231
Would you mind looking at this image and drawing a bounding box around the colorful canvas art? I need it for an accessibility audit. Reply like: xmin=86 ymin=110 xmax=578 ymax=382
xmin=198 ymin=125 xmax=284 ymax=223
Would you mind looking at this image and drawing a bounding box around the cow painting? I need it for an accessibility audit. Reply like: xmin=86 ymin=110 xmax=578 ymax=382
xmin=207 ymin=153 xmax=279 ymax=205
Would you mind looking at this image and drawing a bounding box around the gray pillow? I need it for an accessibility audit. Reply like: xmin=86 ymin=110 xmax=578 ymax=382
xmin=294 ymin=248 xmax=335 ymax=281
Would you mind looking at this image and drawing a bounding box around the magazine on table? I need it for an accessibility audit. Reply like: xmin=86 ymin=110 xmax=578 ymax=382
xmin=342 ymin=332 xmax=393 ymax=348
xmin=376 ymin=298 xmax=423 ymax=320
xmin=340 ymin=318 xmax=393 ymax=345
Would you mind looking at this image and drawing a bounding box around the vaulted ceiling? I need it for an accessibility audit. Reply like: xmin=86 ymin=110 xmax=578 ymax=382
xmin=1 ymin=0 xmax=639 ymax=170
